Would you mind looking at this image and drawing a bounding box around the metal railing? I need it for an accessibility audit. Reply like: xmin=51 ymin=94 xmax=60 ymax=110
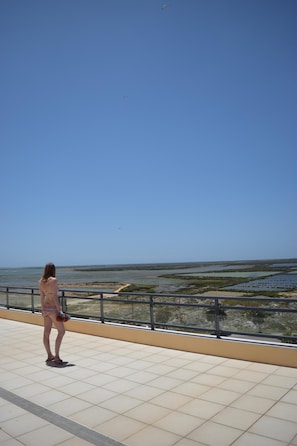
xmin=1 ymin=285 xmax=297 ymax=344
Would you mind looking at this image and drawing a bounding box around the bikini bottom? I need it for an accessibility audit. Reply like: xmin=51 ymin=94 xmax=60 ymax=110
xmin=42 ymin=307 xmax=57 ymax=317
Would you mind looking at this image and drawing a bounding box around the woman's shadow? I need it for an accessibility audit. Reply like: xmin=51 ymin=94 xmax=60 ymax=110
xmin=46 ymin=360 xmax=75 ymax=368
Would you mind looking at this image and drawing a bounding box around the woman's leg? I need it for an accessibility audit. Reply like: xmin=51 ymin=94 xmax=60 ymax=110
xmin=52 ymin=318 xmax=65 ymax=361
xmin=43 ymin=316 xmax=54 ymax=360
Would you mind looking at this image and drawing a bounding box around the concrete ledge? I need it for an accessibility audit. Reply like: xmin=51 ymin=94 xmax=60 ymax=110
xmin=1 ymin=309 xmax=296 ymax=368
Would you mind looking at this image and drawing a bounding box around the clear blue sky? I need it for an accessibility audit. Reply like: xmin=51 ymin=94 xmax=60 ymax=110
xmin=1 ymin=0 xmax=296 ymax=268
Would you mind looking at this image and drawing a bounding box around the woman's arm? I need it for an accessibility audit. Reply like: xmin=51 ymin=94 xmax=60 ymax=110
xmin=55 ymin=295 xmax=62 ymax=312
xmin=52 ymin=278 xmax=62 ymax=312
xmin=39 ymin=283 xmax=45 ymax=307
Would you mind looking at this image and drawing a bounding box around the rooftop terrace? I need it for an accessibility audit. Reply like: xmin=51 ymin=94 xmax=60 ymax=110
xmin=1 ymin=318 xmax=297 ymax=446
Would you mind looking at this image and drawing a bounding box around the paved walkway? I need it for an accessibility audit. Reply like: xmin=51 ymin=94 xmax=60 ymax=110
xmin=1 ymin=318 xmax=297 ymax=446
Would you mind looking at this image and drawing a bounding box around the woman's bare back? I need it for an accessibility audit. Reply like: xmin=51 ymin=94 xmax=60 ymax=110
xmin=40 ymin=277 xmax=59 ymax=310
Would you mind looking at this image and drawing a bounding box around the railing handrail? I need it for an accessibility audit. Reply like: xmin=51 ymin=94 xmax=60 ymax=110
xmin=1 ymin=285 xmax=297 ymax=304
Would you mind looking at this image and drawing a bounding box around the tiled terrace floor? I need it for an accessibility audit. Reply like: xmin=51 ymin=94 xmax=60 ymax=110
xmin=1 ymin=318 xmax=297 ymax=446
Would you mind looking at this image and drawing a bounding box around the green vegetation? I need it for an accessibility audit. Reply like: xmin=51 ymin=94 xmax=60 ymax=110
xmin=243 ymin=290 xmax=283 ymax=298
xmin=161 ymin=276 xmax=247 ymax=294
xmin=155 ymin=306 xmax=172 ymax=328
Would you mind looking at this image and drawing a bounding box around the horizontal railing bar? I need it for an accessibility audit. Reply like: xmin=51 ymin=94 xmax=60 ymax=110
xmin=1 ymin=286 xmax=297 ymax=304
xmin=222 ymin=305 xmax=296 ymax=313
xmin=0 ymin=290 xmax=37 ymax=296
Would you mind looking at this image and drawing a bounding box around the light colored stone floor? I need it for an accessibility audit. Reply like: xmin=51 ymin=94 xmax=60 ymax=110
xmin=1 ymin=318 xmax=297 ymax=446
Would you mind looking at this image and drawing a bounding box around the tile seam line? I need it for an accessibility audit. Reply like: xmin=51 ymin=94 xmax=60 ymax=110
xmin=0 ymin=387 xmax=126 ymax=446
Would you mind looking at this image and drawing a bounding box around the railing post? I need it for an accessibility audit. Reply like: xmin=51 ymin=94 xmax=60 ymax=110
xmin=6 ymin=287 xmax=10 ymax=310
xmin=60 ymin=290 xmax=67 ymax=312
xmin=31 ymin=289 xmax=35 ymax=313
xmin=100 ymin=293 xmax=104 ymax=323
xmin=150 ymin=296 xmax=155 ymax=330
xmin=214 ymin=298 xmax=221 ymax=338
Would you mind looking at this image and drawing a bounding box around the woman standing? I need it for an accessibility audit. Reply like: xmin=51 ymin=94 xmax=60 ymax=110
xmin=39 ymin=262 xmax=65 ymax=364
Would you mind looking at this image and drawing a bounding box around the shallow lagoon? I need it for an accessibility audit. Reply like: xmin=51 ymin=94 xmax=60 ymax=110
xmin=0 ymin=264 xmax=220 ymax=291
xmin=0 ymin=263 xmax=253 ymax=288
xmin=0 ymin=260 xmax=296 ymax=292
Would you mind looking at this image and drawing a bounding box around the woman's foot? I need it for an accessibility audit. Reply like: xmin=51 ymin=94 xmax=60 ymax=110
xmin=46 ymin=356 xmax=55 ymax=362
xmin=53 ymin=357 xmax=63 ymax=364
